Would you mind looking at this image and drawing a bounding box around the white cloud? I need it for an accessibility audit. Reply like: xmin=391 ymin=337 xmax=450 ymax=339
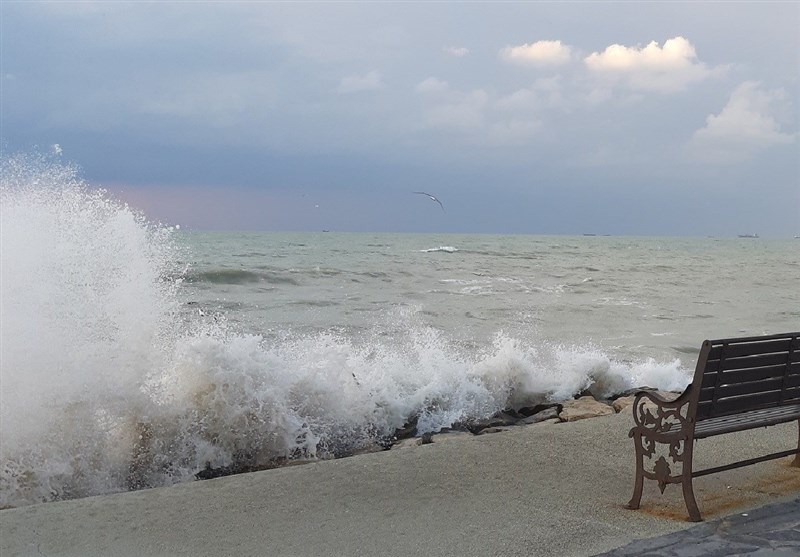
xmin=423 ymin=89 xmax=489 ymax=131
xmin=337 ymin=70 xmax=384 ymax=94
xmin=415 ymin=77 xmax=450 ymax=95
xmin=495 ymin=88 xmax=537 ymax=112
xmin=501 ymin=40 xmax=572 ymax=67
xmin=688 ymin=81 xmax=796 ymax=162
xmin=443 ymin=46 xmax=469 ymax=57
xmin=495 ymin=77 xmax=564 ymax=111
xmin=584 ymin=36 xmax=723 ymax=93
xmin=585 ymin=88 xmax=613 ymax=105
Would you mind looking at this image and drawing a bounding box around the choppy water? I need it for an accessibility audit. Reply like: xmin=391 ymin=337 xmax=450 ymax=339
xmin=2 ymin=152 xmax=798 ymax=508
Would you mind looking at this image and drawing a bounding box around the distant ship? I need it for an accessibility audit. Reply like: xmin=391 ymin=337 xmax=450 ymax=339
xmin=738 ymin=234 xmax=759 ymax=238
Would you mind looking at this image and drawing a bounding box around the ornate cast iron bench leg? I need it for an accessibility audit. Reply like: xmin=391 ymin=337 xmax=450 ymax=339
xmin=793 ymin=419 xmax=800 ymax=468
xmin=680 ymin=443 xmax=702 ymax=522
xmin=628 ymin=391 xmax=698 ymax=520
xmin=627 ymin=430 xmax=645 ymax=510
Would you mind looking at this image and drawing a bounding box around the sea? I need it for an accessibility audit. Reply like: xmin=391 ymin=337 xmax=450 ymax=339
xmin=2 ymin=153 xmax=798 ymax=509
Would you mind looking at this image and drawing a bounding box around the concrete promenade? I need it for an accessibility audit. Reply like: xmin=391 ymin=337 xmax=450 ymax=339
xmin=2 ymin=412 xmax=799 ymax=557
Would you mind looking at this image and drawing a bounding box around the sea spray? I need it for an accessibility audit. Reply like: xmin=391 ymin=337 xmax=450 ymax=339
xmin=1 ymin=152 xmax=181 ymax=505
xmin=0 ymin=153 xmax=692 ymax=508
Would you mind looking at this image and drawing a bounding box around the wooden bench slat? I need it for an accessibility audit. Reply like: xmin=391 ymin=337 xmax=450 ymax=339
xmin=705 ymin=352 xmax=790 ymax=373
xmin=703 ymin=361 xmax=800 ymax=385
xmin=721 ymin=364 xmax=791 ymax=385
xmin=693 ymin=404 xmax=800 ymax=438
xmin=782 ymin=386 xmax=800 ymax=401
xmin=707 ymin=337 xmax=796 ymax=360
xmin=709 ymin=377 xmax=784 ymax=399
xmin=699 ymin=374 xmax=800 ymax=403
xmin=699 ymin=364 xmax=791 ymax=391
xmin=697 ymin=390 xmax=783 ymax=418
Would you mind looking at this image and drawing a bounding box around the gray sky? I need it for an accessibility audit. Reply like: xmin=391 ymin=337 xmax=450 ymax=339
xmin=2 ymin=1 xmax=798 ymax=236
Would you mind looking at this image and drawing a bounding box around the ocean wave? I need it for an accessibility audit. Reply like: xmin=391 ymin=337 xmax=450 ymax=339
xmin=1 ymin=313 xmax=690 ymax=509
xmin=421 ymin=246 xmax=458 ymax=253
xmin=0 ymin=154 xmax=692 ymax=509
xmin=186 ymin=269 xmax=301 ymax=286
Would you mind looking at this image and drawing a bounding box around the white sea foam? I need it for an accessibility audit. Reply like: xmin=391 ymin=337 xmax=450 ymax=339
xmin=0 ymin=154 xmax=692 ymax=508
xmin=421 ymin=246 xmax=458 ymax=253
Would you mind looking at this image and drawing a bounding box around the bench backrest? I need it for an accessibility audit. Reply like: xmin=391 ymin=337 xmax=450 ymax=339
xmin=690 ymin=332 xmax=800 ymax=421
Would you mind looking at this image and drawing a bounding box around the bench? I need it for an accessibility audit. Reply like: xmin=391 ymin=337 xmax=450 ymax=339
xmin=626 ymin=332 xmax=800 ymax=521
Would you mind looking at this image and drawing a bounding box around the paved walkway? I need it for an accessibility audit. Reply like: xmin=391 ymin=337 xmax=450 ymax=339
xmin=596 ymin=498 xmax=800 ymax=556
xmin=2 ymin=413 xmax=797 ymax=557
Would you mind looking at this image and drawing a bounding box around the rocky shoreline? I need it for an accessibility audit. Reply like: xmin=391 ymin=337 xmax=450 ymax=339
xmin=382 ymin=387 xmax=679 ymax=450
xmin=195 ymin=387 xmax=681 ymax=480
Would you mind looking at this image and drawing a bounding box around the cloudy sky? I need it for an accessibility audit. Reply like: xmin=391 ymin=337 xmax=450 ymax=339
xmin=2 ymin=1 xmax=798 ymax=236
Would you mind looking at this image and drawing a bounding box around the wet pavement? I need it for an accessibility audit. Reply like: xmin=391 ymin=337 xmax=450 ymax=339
xmin=596 ymin=497 xmax=800 ymax=556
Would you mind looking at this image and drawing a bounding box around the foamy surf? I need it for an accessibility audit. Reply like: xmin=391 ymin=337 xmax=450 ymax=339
xmin=0 ymin=153 xmax=692 ymax=508
xmin=421 ymin=246 xmax=458 ymax=253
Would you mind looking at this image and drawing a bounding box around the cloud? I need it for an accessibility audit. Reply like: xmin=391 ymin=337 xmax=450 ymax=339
xmin=443 ymin=46 xmax=469 ymax=57
xmin=422 ymin=89 xmax=489 ymax=132
xmin=688 ymin=81 xmax=796 ymax=163
xmin=488 ymin=119 xmax=542 ymax=145
xmin=584 ymin=36 xmax=722 ymax=92
xmin=337 ymin=70 xmax=384 ymax=94
xmin=495 ymin=77 xmax=564 ymax=111
xmin=415 ymin=77 xmax=450 ymax=95
xmin=414 ymin=77 xmax=488 ymax=131
xmin=500 ymin=40 xmax=572 ymax=67
xmin=137 ymin=71 xmax=278 ymax=129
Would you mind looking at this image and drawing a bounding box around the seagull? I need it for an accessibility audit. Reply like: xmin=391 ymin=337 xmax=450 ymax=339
xmin=413 ymin=191 xmax=445 ymax=212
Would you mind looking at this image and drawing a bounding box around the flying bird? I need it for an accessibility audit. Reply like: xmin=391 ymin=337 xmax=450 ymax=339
xmin=413 ymin=191 xmax=445 ymax=212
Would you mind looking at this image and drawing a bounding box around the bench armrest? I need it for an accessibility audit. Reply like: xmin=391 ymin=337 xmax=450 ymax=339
xmin=629 ymin=389 xmax=693 ymax=437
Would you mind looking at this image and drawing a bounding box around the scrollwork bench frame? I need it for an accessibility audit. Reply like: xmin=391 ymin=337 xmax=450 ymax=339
xmin=627 ymin=332 xmax=800 ymax=521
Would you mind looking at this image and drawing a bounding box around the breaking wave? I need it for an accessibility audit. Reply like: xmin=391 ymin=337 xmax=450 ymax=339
xmin=0 ymin=153 xmax=691 ymax=508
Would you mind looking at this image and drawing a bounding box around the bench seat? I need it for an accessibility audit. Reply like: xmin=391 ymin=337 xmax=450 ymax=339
xmin=693 ymin=403 xmax=800 ymax=438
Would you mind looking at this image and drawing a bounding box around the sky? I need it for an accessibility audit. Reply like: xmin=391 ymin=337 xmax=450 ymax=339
xmin=1 ymin=1 xmax=798 ymax=236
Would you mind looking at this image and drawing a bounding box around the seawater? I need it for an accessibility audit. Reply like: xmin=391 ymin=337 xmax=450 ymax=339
xmin=2 ymin=153 xmax=798 ymax=508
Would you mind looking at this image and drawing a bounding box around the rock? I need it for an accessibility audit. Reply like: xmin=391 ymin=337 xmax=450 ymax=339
xmin=559 ymin=396 xmax=614 ymax=422
xmin=614 ymin=387 xmax=683 ymax=399
xmin=349 ymin=443 xmax=387 ymax=457
xmin=393 ymin=415 xmax=419 ymax=440
xmin=432 ymin=431 xmax=474 ymax=444
xmin=464 ymin=410 xmax=520 ymax=434
xmin=612 ymin=391 xmax=682 ymax=414
xmin=615 ymin=386 xmax=658 ymax=398
xmin=518 ymin=402 xmax=562 ymax=417
xmin=538 ymin=418 xmax=561 ymax=425
xmin=475 ymin=427 xmax=510 ymax=435
xmin=390 ymin=437 xmax=424 ymax=450
xmin=654 ymin=390 xmax=681 ymax=402
xmin=612 ymin=396 xmax=635 ymax=413
xmin=519 ymin=407 xmax=560 ymax=424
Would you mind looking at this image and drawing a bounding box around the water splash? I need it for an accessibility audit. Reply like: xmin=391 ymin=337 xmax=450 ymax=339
xmin=0 ymin=153 xmax=691 ymax=508
xmin=1 ymin=152 xmax=181 ymax=505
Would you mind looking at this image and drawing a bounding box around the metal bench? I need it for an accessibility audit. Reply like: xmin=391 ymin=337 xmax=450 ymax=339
xmin=627 ymin=332 xmax=800 ymax=521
